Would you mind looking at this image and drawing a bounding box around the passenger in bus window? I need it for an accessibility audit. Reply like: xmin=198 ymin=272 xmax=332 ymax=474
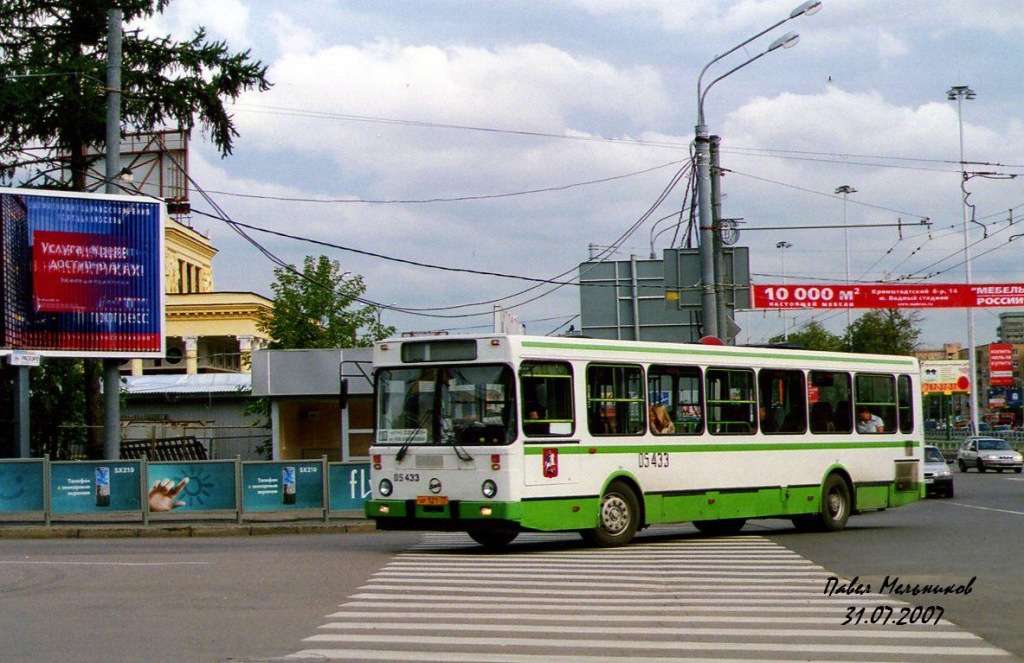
xmin=759 ymin=406 xmax=778 ymax=433
xmin=856 ymin=408 xmax=885 ymax=433
xmin=650 ymin=404 xmax=675 ymax=434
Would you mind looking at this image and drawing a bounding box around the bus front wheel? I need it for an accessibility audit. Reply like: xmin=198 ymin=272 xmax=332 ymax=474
xmin=581 ymin=480 xmax=640 ymax=547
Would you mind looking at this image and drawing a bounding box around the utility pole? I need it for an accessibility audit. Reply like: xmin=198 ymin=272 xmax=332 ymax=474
xmin=103 ymin=9 xmax=123 ymax=461
xmin=710 ymin=136 xmax=728 ymax=342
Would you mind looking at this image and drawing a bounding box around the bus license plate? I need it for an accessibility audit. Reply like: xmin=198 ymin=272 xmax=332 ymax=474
xmin=417 ymin=495 xmax=449 ymax=506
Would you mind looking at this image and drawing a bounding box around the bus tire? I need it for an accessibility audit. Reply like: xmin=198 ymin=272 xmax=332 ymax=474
xmin=467 ymin=530 xmax=518 ymax=549
xmin=818 ymin=473 xmax=852 ymax=532
xmin=792 ymin=474 xmax=851 ymax=533
xmin=693 ymin=518 xmax=746 ymax=536
xmin=581 ymin=480 xmax=640 ymax=547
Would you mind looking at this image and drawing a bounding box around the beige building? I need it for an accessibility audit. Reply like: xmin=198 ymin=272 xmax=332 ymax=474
xmin=125 ymin=217 xmax=272 ymax=375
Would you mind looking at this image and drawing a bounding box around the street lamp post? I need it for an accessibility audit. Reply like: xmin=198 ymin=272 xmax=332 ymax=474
xmin=948 ymin=84 xmax=978 ymax=435
xmin=776 ymin=241 xmax=793 ymax=341
xmin=834 ymin=185 xmax=857 ymax=335
xmin=695 ymin=0 xmax=821 ymax=339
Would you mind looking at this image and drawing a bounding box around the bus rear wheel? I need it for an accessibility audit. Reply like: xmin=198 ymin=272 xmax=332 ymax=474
xmin=581 ymin=480 xmax=640 ymax=547
xmin=792 ymin=474 xmax=851 ymax=533
xmin=467 ymin=530 xmax=518 ymax=549
xmin=693 ymin=518 xmax=747 ymax=536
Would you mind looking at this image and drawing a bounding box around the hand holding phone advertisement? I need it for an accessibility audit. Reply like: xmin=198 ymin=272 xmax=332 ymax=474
xmin=148 ymin=477 xmax=189 ymax=512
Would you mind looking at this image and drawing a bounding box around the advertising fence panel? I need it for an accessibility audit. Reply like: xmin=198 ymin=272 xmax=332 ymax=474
xmin=0 ymin=460 xmax=45 ymax=513
xmin=147 ymin=461 xmax=237 ymax=513
xmin=241 ymin=461 xmax=325 ymax=512
xmin=50 ymin=460 xmax=142 ymax=514
xmin=0 ymin=459 xmax=372 ymax=523
xmin=329 ymin=462 xmax=371 ymax=511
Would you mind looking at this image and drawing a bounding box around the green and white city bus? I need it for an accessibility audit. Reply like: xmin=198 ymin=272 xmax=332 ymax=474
xmin=365 ymin=334 xmax=924 ymax=548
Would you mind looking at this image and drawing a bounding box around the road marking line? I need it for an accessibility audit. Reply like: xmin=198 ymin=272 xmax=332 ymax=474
xmin=946 ymin=502 xmax=1024 ymax=517
xmin=301 ymin=633 xmax=1012 ymax=657
xmin=0 ymin=560 xmax=208 ymax=566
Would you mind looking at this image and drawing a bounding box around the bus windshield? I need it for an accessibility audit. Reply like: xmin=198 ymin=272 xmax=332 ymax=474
xmin=376 ymin=364 xmax=516 ymax=446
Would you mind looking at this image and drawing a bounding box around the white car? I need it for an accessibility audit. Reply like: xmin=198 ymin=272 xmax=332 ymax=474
xmin=923 ymin=445 xmax=954 ymax=498
xmin=956 ymin=436 xmax=1024 ymax=474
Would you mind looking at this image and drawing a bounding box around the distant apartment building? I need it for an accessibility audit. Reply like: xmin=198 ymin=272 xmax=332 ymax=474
xmin=914 ymin=343 xmax=962 ymax=362
xmin=997 ymin=312 xmax=1024 ymax=344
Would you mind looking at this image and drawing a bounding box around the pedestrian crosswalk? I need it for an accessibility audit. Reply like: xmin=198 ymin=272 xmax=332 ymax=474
xmin=286 ymin=530 xmax=1017 ymax=662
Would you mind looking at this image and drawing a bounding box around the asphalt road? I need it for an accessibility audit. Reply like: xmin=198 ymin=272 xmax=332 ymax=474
xmin=765 ymin=468 xmax=1024 ymax=659
xmin=1 ymin=467 xmax=1022 ymax=662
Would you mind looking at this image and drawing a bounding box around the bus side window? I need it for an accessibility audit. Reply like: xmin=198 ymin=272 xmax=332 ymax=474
xmin=757 ymin=368 xmax=806 ymax=435
xmin=520 ymin=361 xmax=575 ymax=437
xmin=854 ymin=373 xmax=897 ymax=434
xmin=647 ymin=365 xmax=703 ymax=435
xmin=587 ymin=364 xmax=645 ymax=436
xmin=809 ymin=370 xmax=852 ymax=434
xmin=897 ymin=374 xmax=914 ymax=434
xmin=705 ymin=367 xmax=755 ymax=435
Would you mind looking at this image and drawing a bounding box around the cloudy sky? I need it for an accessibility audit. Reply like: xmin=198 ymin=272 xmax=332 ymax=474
xmin=139 ymin=0 xmax=1024 ymax=348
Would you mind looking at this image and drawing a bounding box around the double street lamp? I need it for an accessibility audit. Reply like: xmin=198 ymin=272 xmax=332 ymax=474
xmin=695 ymin=0 xmax=821 ymax=339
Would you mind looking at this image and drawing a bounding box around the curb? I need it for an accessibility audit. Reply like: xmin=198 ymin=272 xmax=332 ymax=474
xmin=0 ymin=519 xmax=377 ymax=539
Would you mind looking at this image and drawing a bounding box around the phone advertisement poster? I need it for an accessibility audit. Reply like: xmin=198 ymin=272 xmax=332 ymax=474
xmin=50 ymin=461 xmax=142 ymax=513
xmin=241 ymin=462 xmax=324 ymax=512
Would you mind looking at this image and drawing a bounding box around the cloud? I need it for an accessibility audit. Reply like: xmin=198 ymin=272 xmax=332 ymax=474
xmin=135 ymin=0 xmax=251 ymax=45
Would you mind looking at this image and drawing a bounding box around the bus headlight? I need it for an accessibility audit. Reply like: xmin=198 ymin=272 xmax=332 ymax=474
xmin=481 ymin=479 xmax=498 ymax=499
xmin=379 ymin=479 xmax=393 ymax=497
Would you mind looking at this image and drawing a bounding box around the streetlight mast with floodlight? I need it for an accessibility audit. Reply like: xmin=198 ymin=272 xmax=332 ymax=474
xmin=947 ymin=84 xmax=979 ymax=435
xmin=776 ymin=240 xmax=793 ymax=340
xmin=834 ymin=184 xmax=857 ymax=335
xmin=695 ymin=0 xmax=821 ymax=339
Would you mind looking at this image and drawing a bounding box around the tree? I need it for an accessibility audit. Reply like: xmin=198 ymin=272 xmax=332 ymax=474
xmin=769 ymin=320 xmax=844 ymax=352
xmin=29 ymin=358 xmax=87 ymax=459
xmin=847 ymin=309 xmax=922 ymax=356
xmin=258 ymin=255 xmax=395 ymax=349
xmin=0 ymin=1 xmax=271 ymax=186
xmin=0 ymin=1 xmax=270 ymax=457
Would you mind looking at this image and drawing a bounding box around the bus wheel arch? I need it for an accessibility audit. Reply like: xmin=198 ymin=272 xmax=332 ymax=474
xmin=793 ymin=470 xmax=853 ymax=533
xmin=580 ymin=477 xmax=643 ymax=547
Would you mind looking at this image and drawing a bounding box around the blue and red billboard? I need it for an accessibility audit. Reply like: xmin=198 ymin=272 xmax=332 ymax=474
xmin=0 ymin=188 xmax=164 ymax=356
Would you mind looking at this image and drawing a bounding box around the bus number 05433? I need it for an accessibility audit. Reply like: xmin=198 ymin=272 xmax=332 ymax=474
xmin=638 ymin=452 xmax=670 ymax=468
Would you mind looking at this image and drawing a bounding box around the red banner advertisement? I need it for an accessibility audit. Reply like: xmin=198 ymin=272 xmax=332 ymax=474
xmin=751 ymin=283 xmax=1024 ymax=310
xmin=32 ymin=230 xmax=144 ymax=313
xmin=990 ymin=344 xmax=1014 ymax=387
